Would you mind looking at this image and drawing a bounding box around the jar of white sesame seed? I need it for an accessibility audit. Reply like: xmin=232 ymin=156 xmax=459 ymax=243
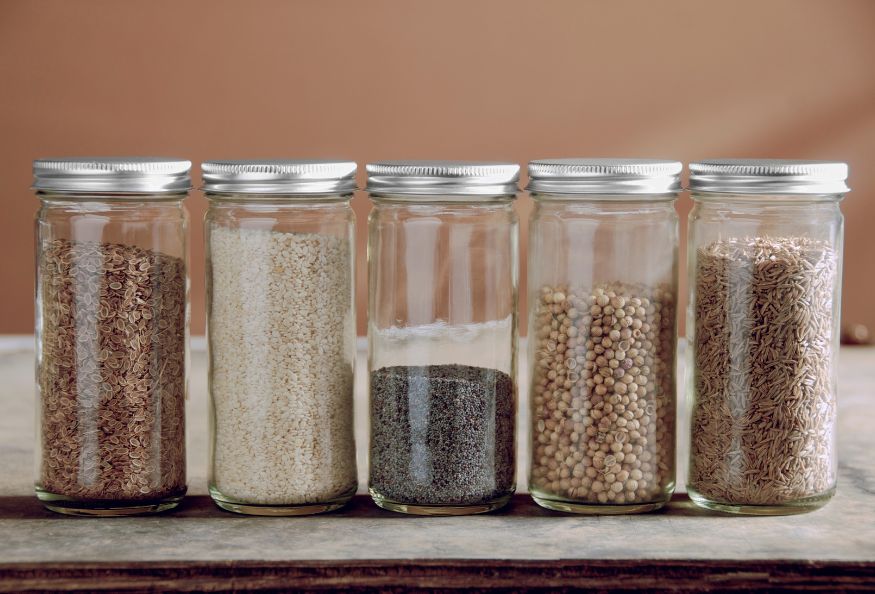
xmin=366 ymin=161 xmax=519 ymax=516
xmin=203 ymin=160 xmax=358 ymax=516
xmin=687 ymin=159 xmax=849 ymax=515
xmin=33 ymin=157 xmax=191 ymax=516
xmin=525 ymin=159 xmax=681 ymax=514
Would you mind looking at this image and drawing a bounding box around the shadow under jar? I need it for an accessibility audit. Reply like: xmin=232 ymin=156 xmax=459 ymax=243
xmin=203 ymin=160 xmax=358 ymax=516
xmin=33 ymin=158 xmax=190 ymax=516
xmin=526 ymin=159 xmax=681 ymax=514
xmin=687 ymin=160 xmax=849 ymax=515
xmin=366 ymin=161 xmax=520 ymax=516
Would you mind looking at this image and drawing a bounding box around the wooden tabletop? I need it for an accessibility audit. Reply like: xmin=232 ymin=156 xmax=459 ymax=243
xmin=0 ymin=338 xmax=873 ymax=592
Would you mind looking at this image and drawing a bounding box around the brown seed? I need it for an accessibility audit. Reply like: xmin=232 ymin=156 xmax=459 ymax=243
xmin=689 ymin=236 xmax=836 ymax=506
xmin=38 ymin=239 xmax=186 ymax=501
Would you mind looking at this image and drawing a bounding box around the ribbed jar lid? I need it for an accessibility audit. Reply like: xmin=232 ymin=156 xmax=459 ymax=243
xmin=527 ymin=158 xmax=682 ymax=195
xmin=33 ymin=157 xmax=192 ymax=194
xmin=689 ymin=159 xmax=849 ymax=194
xmin=366 ymin=161 xmax=519 ymax=197
xmin=202 ymin=160 xmax=357 ymax=195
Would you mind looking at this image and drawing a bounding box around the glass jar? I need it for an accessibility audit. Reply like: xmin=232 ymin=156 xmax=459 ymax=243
xmin=366 ymin=161 xmax=519 ymax=515
xmin=526 ymin=159 xmax=681 ymax=514
xmin=33 ymin=158 xmax=190 ymax=516
xmin=203 ymin=160 xmax=358 ymax=516
xmin=687 ymin=159 xmax=849 ymax=515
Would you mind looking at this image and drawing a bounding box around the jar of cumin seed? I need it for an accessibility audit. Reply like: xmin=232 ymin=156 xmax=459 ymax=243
xmin=687 ymin=159 xmax=849 ymax=515
xmin=526 ymin=159 xmax=681 ymax=514
xmin=366 ymin=161 xmax=519 ymax=515
xmin=203 ymin=160 xmax=358 ymax=516
xmin=33 ymin=158 xmax=190 ymax=516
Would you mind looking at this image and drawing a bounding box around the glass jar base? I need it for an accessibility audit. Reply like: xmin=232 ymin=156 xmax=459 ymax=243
xmin=687 ymin=486 xmax=835 ymax=516
xmin=209 ymin=486 xmax=355 ymax=516
xmin=531 ymin=494 xmax=667 ymax=515
xmin=36 ymin=488 xmax=185 ymax=517
xmin=370 ymin=489 xmax=512 ymax=516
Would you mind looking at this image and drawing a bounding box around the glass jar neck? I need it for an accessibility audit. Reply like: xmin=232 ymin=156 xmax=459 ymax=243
xmin=370 ymin=197 xmax=515 ymax=212
xmin=205 ymin=192 xmax=352 ymax=206
xmin=691 ymin=191 xmax=844 ymax=205
xmin=36 ymin=191 xmax=188 ymax=205
xmin=533 ymin=195 xmax=677 ymax=216
xmin=369 ymin=192 xmax=516 ymax=205
xmin=531 ymin=192 xmax=677 ymax=203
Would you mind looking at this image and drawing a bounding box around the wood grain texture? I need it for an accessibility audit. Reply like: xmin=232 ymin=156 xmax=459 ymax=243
xmin=1 ymin=559 xmax=874 ymax=593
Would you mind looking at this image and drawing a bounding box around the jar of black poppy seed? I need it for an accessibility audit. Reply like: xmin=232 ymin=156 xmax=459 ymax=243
xmin=33 ymin=158 xmax=190 ymax=516
xmin=687 ymin=159 xmax=849 ymax=515
xmin=366 ymin=161 xmax=519 ymax=515
xmin=526 ymin=159 xmax=681 ymax=514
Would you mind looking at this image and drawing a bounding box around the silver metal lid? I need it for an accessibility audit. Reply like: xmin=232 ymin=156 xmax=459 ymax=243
xmin=33 ymin=157 xmax=192 ymax=194
xmin=202 ymin=160 xmax=357 ymax=195
xmin=366 ymin=161 xmax=519 ymax=197
xmin=527 ymin=158 xmax=683 ymax=195
xmin=689 ymin=159 xmax=849 ymax=194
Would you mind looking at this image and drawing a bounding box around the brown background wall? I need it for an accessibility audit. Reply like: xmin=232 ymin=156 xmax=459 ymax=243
xmin=1 ymin=0 xmax=873 ymax=337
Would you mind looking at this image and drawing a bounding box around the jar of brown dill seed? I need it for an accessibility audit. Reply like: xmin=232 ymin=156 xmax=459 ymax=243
xmin=366 ymin=161 xmax=519 ymax=515
xmin=203 ymin=160 xmax=358 ymax=516
xmin=687 ymin=159 xmax=849 ymax=515
xmin=33 ymin=157 xmax=190 ymax=516
xmin=526 ymin=159 xmax=681 ymax=514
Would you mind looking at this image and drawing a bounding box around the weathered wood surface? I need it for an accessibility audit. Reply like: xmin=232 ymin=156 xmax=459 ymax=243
xmin=0 ymin=341 xmax=873 ymax=591
xmin=1 ymin=557 xmax=874 ymax=593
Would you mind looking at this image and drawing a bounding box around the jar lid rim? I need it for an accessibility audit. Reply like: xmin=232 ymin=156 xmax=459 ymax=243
xmin=527 ymin=158 xmax=682 ymax=195
xmin=689 ymin=159 xmax=849 ymax=194
xmin=366 ymin=160 xmax=520 ymax=197
xmin=201 ymin=159 xmax=357 ymax=194
xmin=33 ymin=157 xmax=192 ymax=194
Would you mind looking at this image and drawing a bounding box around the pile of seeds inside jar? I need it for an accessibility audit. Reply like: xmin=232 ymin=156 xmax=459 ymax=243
xmin=690 ymin=236 xmax=837 ymax=505
xmin=39 ymin=239 xmax=186 ymax=501
xmin=529 ymin=283 xmax=675 ymax=506
xmin=209 ymin=226 xmax=357 ymax=505
xmin=370 ymin=363 xmax=515 ymax=506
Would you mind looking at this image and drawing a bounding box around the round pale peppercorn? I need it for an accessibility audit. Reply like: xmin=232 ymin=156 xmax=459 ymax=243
xmin=530 ymin=283 xmax=676 ymax=509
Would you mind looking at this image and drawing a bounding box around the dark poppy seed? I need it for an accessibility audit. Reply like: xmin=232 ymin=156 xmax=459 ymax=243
xmin=369 ymin=364 xmax=515 ymax=506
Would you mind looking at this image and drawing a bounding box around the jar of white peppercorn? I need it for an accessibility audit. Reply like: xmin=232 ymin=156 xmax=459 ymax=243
xmin=366 ymin=161 xmax=519 ymax=515
xmin=33 ymin=157 xmax=190 ymax=516
xmin=687 ymin=159 xmax=849 ymax=515
xmin=526 ymin=158 xmax=681 ymax=514
xmin=203 ymin=160 xmax=358 ymax=516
